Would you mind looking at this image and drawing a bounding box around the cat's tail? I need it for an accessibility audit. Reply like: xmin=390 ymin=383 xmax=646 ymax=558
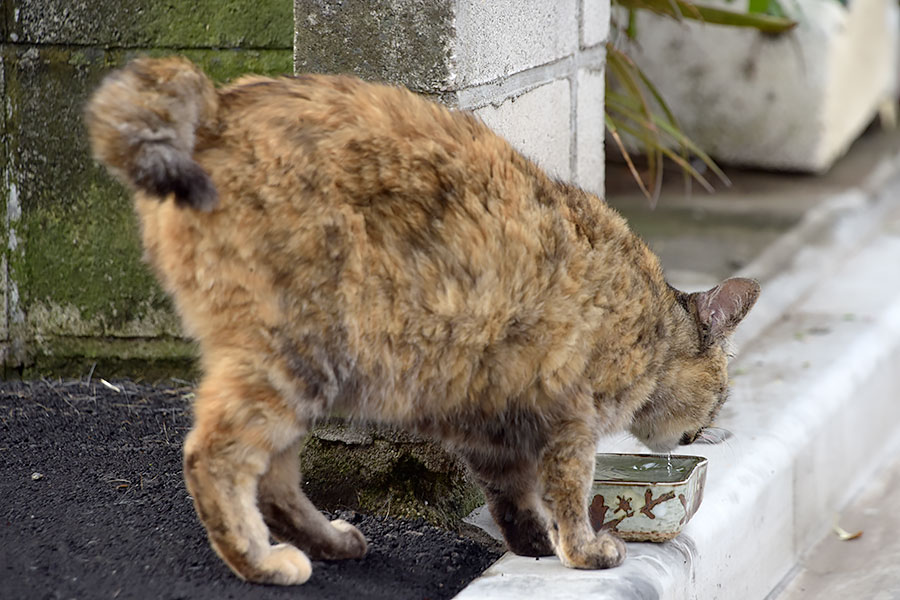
xmin=84 ymin=56 xmax=220 ymax=211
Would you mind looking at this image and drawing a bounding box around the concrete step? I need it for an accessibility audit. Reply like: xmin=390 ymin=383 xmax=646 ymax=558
xmin=456 ymin=132 xmax=900 ymax=599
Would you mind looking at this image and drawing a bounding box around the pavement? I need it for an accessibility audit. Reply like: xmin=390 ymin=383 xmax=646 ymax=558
xmin=774 ymin=451 xmax=900 ymax=600
xmin=457 ymin=125 xmax=900 ymax=599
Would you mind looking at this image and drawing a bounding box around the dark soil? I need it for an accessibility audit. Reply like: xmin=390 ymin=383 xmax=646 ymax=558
xmin=0 ymin=379 xmax=503 ymax=600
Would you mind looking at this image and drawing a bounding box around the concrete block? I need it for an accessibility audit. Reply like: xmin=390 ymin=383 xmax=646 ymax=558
xmin=8 ymin=0 xmax=293 ymax=48
xmin=621 ymin=0 xmax=899 ymax=172
xmin=453 ymin=0 xmax=578 ymax=87
xmin=581 ymin=0 xmax=610 ymax=48
xmin=576 ymin=66 xmax=606 ymax=194
xmin=294 ymin=0 xmax=456 ymax=94
xmin=474 ymin=79 xmax=572 ymax=180
xmin=294 ymin=0 xmax=579 ymax=92
xmin=294 ymin=0 xmax=605 ymax=195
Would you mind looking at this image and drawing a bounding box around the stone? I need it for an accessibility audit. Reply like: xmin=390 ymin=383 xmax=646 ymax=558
xmin=300 ymin=421 xmax=484 ymax=528
xmin=581 ymin=0 xmax=611 ymax=49
xmin=294 ymin=0 xmax=456 ymax=95
xmin=294 ymin=0 xmax=608 ymax=187
xmin=452 ymin=0 xmax=578 ymax=88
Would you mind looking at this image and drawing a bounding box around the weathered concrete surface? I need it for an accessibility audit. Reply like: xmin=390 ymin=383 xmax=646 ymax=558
xmin=300 ymin=422 xmax=484 ymax=528
xmin=294 ymin=0 xmax=455 ymax=95
xmin=452 ymin=0 xmax=577 ymax=87
xmin=474 ymin=79 xmax=572 ymax=180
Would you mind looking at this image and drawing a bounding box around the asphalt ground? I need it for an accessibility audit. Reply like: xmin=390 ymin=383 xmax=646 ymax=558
xmin=0 ymin=378 xmax=501 ymax=600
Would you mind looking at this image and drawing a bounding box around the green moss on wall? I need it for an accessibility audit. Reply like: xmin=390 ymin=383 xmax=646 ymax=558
xmin=8 ymin=0 xmax=292 ymax=49
xmin=141 ymin=48 xmax=294 ymax=83
xmin=142 ymin=0 xmax=293 ymax=49
xmin=1 ymin=4 xmax=8 ymax=43
xmin=21 ymin=336 xmax=199 ymax=381
xmin=5 ymin=46 xmax=170 ymax=338
xmin=2 ymin=44 xmax=291 ymax=372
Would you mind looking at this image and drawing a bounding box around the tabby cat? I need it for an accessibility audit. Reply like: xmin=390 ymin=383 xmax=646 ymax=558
xmin=85 ymin=57 xmax=759 ymax=585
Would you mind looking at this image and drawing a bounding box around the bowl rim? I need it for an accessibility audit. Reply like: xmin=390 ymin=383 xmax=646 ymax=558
xmin=592 ymin=452 xmax=709 ymax=487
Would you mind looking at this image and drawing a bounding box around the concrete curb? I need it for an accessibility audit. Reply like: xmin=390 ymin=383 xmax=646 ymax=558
xmin=455 ymin=155 xmax=900 ymax=599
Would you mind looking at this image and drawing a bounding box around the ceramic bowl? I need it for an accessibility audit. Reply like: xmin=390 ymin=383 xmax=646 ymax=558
xmin=589 ymin=453 xmax=708 ymax=542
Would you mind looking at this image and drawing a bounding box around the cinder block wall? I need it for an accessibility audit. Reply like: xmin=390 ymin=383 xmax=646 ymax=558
xmin=294 ymin=0 xmax=609 ymax=193
xmin=0 ymin=1 xmax=294 ymax=377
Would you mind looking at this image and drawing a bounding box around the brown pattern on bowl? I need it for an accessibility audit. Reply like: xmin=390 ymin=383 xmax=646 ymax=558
xmin=589 ymin=453 xmax=708 ymax=542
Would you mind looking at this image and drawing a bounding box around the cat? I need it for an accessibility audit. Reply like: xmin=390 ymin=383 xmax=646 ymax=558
xmin=84 ymin=56 xmax=759 ymax=586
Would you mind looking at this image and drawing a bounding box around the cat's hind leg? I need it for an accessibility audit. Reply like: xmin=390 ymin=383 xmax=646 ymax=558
xmin=463 ymin=450 xmax=554 ymax=557
xmin=258 ymin=440 xmax=367 ymax=560
xmin=539 ymin=417 xmax=626 ymax=569
xmin=183 ymin=371 xmax=312 ymax=585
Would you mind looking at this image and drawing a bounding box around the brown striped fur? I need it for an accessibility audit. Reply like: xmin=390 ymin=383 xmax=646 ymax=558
xmin=85 ymin=56 xmax=759 ymax=585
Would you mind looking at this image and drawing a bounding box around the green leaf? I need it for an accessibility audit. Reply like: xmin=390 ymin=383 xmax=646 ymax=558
xmin=747 ymin=0 xmax=769 ymax=14
xmin=613 ymin=0 xmax=797 ymax=33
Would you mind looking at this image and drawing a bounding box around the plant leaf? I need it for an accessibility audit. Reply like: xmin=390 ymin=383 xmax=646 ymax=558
xmin=606 ymin=115 xmax=654 ymax=200
xmin=606 ymin=92 xmax=731 ymax=186
xmin=613 ymin=0 xmax=797 ymax=33
xmin=606 ymin=46 xmax=665 ymax=199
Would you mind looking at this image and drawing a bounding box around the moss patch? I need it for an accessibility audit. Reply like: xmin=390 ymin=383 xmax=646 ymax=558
xmin=2 ymin=45 xmax=290 ymax=370
xmin=8 ymin=0 xmax=292 ymax=49
xmin=140 ymin=48 xmax=294 ymax=83
xmin=4 ymin=46 xmax=170 ymax=338
xmin=18 ymin=336 xmax=199 ymax=381
xmin=300 ymin=423 xmax=484 ymax=528
xmin=1 ymin=49 xmax=9 ymax=343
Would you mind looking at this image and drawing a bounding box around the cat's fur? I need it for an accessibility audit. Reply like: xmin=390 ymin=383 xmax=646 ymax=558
xmin=85 ymin=56 xmax=759 ymax=585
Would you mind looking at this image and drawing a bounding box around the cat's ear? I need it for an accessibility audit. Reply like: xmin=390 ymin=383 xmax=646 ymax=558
xmin=693 ymin=277 xmax=760 ymax=348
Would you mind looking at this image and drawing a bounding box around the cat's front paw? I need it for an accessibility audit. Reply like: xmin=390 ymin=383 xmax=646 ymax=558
xmin=557 ymin=530 xmax=626 ymax=570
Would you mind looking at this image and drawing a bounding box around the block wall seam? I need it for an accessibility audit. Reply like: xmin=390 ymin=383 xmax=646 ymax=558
xmin=572 ymin=0 xmax=583 ymax=179
xmin=569 ymin=72 xmax=579 ymax=180
xmin=455 ymin=55 xmax=575 ymax=110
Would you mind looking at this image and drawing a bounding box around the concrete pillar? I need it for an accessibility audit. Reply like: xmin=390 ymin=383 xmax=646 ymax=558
xmin=294 ymin=0 xmax=610 ymax=193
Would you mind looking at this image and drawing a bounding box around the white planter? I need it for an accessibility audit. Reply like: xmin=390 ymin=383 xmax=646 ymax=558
xmin=619 ymin=0 xmax=899 ymax=172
